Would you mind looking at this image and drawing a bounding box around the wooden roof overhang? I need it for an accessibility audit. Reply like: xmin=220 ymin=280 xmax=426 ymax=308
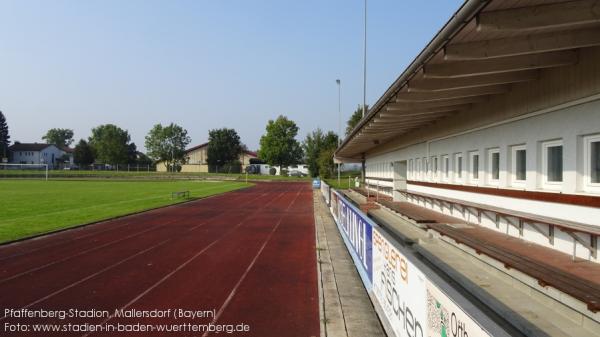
xmin=335 ymin=0 xmax=600 ymax=160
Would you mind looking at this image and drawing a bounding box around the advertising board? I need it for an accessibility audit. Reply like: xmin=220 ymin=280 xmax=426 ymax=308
xmin=426 ymin=283 xmax=492 ymax=337
xmin=373 ymin=229 xmax=427 ymax=337
xmin=332 ymin=190 xmax=373 ymax=287
xmin=321 ymin=190 xmax=500 ymax=337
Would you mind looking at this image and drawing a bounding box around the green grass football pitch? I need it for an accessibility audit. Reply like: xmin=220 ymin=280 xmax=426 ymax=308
xmin=0 ymin=180 xmax=250 ymax=243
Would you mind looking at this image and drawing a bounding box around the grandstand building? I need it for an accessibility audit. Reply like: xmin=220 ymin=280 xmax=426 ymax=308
xmin=333 ymin=2 xmax=600 ymax=335
xmin=336 ymin=0 xmax=600 ymax=264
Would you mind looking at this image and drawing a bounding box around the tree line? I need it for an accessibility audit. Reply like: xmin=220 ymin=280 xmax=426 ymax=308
xmin=0 ymin=104 xmax=367 ymax=175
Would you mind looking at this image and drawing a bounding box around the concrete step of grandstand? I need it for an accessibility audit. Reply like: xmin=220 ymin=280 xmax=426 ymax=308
xmin=342 ymin=189 xmax=600 ymax=337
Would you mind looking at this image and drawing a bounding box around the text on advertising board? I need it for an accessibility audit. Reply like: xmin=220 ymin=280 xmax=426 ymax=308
xmin=335 ymin=193 xmax=373 ymax=282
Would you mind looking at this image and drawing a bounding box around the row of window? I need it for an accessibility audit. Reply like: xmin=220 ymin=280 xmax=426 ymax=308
xmin=18 ymin=151 xmax=36 ymax=156
xmin=406 ymin=135 xmax=600 ymax=193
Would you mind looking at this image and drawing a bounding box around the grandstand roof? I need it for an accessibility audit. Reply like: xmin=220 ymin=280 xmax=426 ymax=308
xmin=336 ymin=0 xmax=600 ymax=160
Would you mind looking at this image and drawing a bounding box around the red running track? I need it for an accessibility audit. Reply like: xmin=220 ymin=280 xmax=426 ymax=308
xmin=0 ymin=182 xmax=319 ymax=337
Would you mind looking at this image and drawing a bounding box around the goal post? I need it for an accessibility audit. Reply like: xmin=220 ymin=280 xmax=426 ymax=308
xmin=0 ymin=163 xmax=49 ymax=180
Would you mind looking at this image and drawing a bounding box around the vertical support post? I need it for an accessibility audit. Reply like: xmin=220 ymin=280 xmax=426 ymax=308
xmin=361 ymin=156 xmax=366 ymax=186
xmin=519 ymin=219 xmax=524 ymax=237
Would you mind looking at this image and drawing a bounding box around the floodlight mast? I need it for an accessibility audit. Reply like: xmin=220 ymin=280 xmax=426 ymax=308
xmin=336 ymin=79 xmax=341 ymax=186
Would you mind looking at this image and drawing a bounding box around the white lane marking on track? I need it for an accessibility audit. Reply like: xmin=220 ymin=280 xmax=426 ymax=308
xmin=0 ymin=223 xmax=167 ymax=284
xmin=202 ymin=217 xmax=284 ymax=337
xmin=81 ymin=189 xmax=284 ymax=337
xmin=0 ymin=221 xmax=134 ymax=262
xmin=0 ymin=240 xmax=171 ymax=322
xmin=0 ymin=186 xmax=259 ymax=282
xmin=203 ymin=184 xmax=305 ymax=337
xmin=0 ymin=186 xmax=270 ymax=322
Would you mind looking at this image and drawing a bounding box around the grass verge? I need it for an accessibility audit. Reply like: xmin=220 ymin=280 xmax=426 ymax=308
xmin=0 ymin=169 xmax=312 ymax=181
xmin=0 ymin=180 xmax=250 ymax=243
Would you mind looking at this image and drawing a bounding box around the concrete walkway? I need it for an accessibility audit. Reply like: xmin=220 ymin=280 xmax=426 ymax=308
xmin=313 ymin=191 xmax=386 ymax=337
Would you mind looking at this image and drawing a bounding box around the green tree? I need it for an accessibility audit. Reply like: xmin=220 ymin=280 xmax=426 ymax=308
xmin=73 ymin=139 xmax=95 ymax=166
xmin=88 ymin=124 xmax=131 ymax=164
xmin=42 ymin=128 xmax=74 ymax=147
xmin=126 ymin=143 xmax=153 ymax=166
xmin=126 ymin=143 xmax=138 ymax=164
xmin=258 ymin=115 xmax=303 ymax=170
xmin=346 ymin=104 xmax=368 ymax=136
xmin=144 ymin=123 xmax=191 ymax=171
xmin=317 ymin=147 xmax=336 ymax=179
xmin=207 ymin=128 xmax=243 ymax=168
xmin=303 ymin=129 xmax=339 ymax=177
xmin=0 ymin=111 xmax=9 ymax=160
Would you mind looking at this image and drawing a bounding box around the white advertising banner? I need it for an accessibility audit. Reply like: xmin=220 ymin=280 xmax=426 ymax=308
xmin=426 ymin=282 xmax=492 ymax=337
xmin=373 ymin=229 xmax=427 ymax=337
xmin=329 ymin=191 xmax=503 ymax=337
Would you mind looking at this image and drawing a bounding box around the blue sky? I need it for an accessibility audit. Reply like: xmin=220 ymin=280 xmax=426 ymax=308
xmin=0 ymin=0 xmax=462 ymax=151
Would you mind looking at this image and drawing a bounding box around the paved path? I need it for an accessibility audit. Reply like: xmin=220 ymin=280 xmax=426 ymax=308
xmin=313 ymin=192 xmax=386 ymax=337
xmin=0 ymin=182 xmax=319 ymax=337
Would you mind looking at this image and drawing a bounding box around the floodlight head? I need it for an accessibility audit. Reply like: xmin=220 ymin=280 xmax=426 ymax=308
xmin=336 ymin=79 xmax=340 ymax=85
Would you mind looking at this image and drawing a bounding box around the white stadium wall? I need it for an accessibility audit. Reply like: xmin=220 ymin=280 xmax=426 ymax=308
xmin=363 ymin=101 xmax=600 ymax=262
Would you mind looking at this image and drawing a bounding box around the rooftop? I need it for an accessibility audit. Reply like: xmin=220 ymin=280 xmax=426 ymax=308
xmin=336 ymin=0 xmax=600 ymax=160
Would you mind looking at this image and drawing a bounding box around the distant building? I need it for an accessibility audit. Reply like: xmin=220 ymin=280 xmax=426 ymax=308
xmin=8 ymin=143 xmax=73 ymax=166
xmin=156 ymin=143 xmax=258 ymax=173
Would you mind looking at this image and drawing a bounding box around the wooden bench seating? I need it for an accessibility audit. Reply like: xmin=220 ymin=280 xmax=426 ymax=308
xmin=352 ymin=186 xmax=600 ymax=312
xmin=395 ymin=189 xmax=599 ymax=262
xmin=427 ymin=222 xmax=600 ymax=313
xmin=353 ymin=187 xmax=446 ymax=223
xmin=352 ymin=187 xmax=392 ymax=201
xmin=398 ymin=189 xmax=600 ymax=236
